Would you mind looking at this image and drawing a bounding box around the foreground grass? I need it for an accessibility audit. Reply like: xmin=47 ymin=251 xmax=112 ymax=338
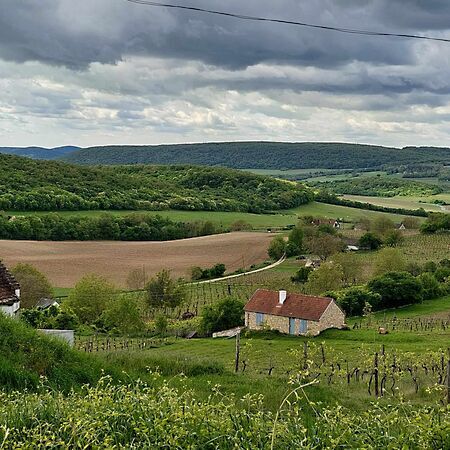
xmin=1 ymin=378 xmax=449 ymax=449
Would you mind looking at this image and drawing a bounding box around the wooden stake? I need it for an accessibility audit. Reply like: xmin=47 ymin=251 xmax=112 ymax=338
xmin=374 ymin=352 xmax=379 ymax=397
xmin=235 ymin=331 xmax=241 ymax=373
xmin=447 ymin=360 xmax=450 ymax=405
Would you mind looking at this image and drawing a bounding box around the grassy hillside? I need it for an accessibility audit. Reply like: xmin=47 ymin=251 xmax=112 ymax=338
xmin=0 ymin=314 xmax=120 ymax=391
xmin=65 ymin=142 xmax=450 ymax=169
xmin=0 ymin=154 xmax=312 ymax=213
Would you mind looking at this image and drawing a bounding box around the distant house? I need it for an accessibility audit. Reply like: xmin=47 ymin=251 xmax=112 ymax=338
xmin=311 ymin=218 xmax=341 ymax=229
xmin=244 ymin=289 xmax=345 ymax=336
xmin=36 ymin=298 xmax=60 ymax=310
xmin=304 ymin=257 xmax=321 ymax=269
xmin=0 ymin=262 xmax=20 ymax=316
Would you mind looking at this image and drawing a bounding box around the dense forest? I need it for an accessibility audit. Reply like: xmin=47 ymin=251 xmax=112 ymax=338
xmin=64 ymin=142 xmax=450 ymax=170
xmin=0 ymin=213 xmax=222 ymax=241
xmin=0 ymin=154 xmax=312 ymax=213
xmin=0 ymin=146 xmax=78 ymax=160
xmin=310 ymin=176 xmax=443 ymax=197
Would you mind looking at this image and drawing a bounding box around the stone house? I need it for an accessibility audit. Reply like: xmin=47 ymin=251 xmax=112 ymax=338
xmin=0 ymin=262 xmax=20 ymax=316
xmin=244 ymin=289 xmax=345 ymax=336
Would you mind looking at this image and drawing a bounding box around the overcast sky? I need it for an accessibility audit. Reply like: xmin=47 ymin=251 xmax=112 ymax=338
xmin=2 ymin=0 xmax=450 ymax=148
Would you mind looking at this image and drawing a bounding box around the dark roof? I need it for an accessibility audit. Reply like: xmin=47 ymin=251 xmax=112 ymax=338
xmin=0 ymin=261 xmax=20 ymax=306
xmin=244 ymin=289 xmax=334 ymax=321
xmin=36 ymin=298 xmax=58 ymax=309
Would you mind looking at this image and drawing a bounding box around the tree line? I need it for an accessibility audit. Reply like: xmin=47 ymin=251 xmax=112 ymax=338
xmin=0 ymin=213 xmax=222 ymax=241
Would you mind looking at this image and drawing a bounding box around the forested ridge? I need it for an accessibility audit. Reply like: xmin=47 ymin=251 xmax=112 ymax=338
xmin=64 ymin=142 xmax=450 ymax=169
xmin=0 ymin=154 xmax=312 ymax=212
xmin=310 ymin=176 xmax=443 ymax=197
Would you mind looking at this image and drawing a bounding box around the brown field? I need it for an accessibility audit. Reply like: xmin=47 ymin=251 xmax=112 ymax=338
xmin=0 ymin=232 xmax=273 ymax=288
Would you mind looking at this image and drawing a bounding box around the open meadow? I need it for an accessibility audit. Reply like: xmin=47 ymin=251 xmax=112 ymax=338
xmin=343 ymin=194 xmax=450 ymax=212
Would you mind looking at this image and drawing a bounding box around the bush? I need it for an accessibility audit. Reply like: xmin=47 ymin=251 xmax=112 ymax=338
xmin=374 ymin=248 xmax=406 ymax=276
xmin=291 ymin=266 xmax=313 ymax=284
xmin=417 ymin=272 xmax=444 ymax=300
xmin=332 ymin=287 xmax=381 ymax=316
xmin=358 ymin=232 xmax=382 ymax=250
xmin=286 ymin=226 xmax=304 ymax=256
xmin=146 ymin=270 xmax=186 ymax=309
xmin=154 ymin=314 xmax=168 ymax=335
xmin=199 ymin=297 xmax=244 ymax=335
xmin=367 ymin=272 xmax=423 ymax=309
xmin=65 ymin=275 xmax=116 ymax=324
xmin=101 ymin=296 xmax=145 ymax=334
xmin=191 ymin=263 xmax=226 ymax=281
xmin=268 ymin=236 xmax=286 ymax=260
xmin=11 ymin=264 xmax=53 ymax=309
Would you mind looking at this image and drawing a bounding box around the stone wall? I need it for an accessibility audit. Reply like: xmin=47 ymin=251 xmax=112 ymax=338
xmin=246 ymin=301 xmax=345 ymax=336
xmin=246 ymin=311 xmax=290 ymax=333
xmin=306 ymin=302 xmax=346 ymax=336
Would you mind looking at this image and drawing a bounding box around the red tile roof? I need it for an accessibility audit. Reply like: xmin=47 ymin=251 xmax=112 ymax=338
xmin=244 ymin=289 xmax=334 ymax=321
xmin=0 ymin=262 xmax=19 ymax=306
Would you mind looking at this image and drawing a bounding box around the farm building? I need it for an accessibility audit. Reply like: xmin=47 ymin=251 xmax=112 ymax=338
xmin=244 ymin=289 xmax=345 ymax=336
xmin=311 ymin=218 xmax=341 ymax=229
xmin=0 ymin=262 xmax=20 ymax=316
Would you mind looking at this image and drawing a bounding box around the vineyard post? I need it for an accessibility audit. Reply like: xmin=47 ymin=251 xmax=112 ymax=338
xmin=374 ymin=352 xmax=379 ymax=397
xmin=447 ymin=359 xmax=450 ymax=405
xmin=235 ymin=331 xmax=241 ymax=373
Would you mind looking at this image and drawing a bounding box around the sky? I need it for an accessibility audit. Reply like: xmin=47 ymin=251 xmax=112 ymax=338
xmin=1 ymin=0 xmax=450 ymax=148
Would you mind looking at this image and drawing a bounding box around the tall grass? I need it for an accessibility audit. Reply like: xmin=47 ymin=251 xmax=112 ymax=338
xmin=0 ymin=377 xmax=449 ymax=449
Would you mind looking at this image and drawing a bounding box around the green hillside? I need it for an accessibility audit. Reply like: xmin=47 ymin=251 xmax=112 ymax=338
xmin=0 ymin=314 xmax=118 ymax=391
xmin=310 ymin=176 xmax=443 ymax=197
xmin=64 ymin=142 xmax=450 ymax=169
xmin=0 ymin=154 xmax=312 ymax=213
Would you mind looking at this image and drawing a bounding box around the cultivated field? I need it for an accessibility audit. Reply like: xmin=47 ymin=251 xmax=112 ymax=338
xmin=0 ymin=232 xmax=274 ymax=288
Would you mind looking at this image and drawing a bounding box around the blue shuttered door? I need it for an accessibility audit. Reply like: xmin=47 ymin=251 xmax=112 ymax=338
xmin=256 ymin=312 xmax=264 ymax=326
xmin=299 ymin=319 xmax=308 ymax=334
xmin=289 ymin=317 xmax=296 ymax=335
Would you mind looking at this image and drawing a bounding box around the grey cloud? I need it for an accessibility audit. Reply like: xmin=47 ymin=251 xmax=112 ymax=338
xmin=0 ymin=0 xmax=437 ymax=70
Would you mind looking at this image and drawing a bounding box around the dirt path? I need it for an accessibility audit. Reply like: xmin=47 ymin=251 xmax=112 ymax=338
xmin=0 ymin=232 xmax=273 ymax=288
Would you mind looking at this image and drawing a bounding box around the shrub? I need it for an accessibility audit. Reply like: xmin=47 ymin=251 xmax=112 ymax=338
xmin=191 ymin=263 xmax=226 ymax=281
xmin=417 ymin=272 xmax=444 ymax=300
xmin=367 ymin=272 xmax=423 ymax=309
xmin=291 ymin=266 xmax=313 ymax=284
xmin=332 ymin=287 xmax=381 ymax=316
xmin=146 ymin=270 xmax=186 ymax=309
xmin=11 ymin=263 xmax=53 ymax=309
xmin=199 ymin=297 xmax=244 ymax=335
xmin=65 ymin=274 xmax=116 ymax=324
xmin=154 ymin=314 xmax=168 ymax=335
xmin=384 ymin=230 xmax=404 ymax=247
xmin=101 ymin=296 xmax=145 ymax=334
xmin=358 ymin=232 xmax=382 ymax=250
xmin=268 ymin=236 xmax=286 ymax=260
xmin=374 ymin=248 xmax=406 ymax=276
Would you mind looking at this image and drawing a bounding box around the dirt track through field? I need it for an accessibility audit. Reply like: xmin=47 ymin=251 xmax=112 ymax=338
xmin=0 ymin=232 xmax=273 ymax=288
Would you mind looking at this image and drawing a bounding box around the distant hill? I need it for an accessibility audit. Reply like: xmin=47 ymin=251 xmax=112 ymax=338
xmin=64 ymin=142 xmax=450 ymax=170
xmin=0 ymin=154 xmax=312 ymax=213
xmin=0 ymin=146 xmax=79 ymax=160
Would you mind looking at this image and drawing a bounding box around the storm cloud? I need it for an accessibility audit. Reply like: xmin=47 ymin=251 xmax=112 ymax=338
xmin=1 ymin=0 xmax=450 ymax=147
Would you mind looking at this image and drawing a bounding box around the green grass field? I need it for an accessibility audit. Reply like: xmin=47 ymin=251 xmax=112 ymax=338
xmin=343 ymin=194 xmax=449 ymax=212
xmin=7 ymin=201 xmax=419 ymax=230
